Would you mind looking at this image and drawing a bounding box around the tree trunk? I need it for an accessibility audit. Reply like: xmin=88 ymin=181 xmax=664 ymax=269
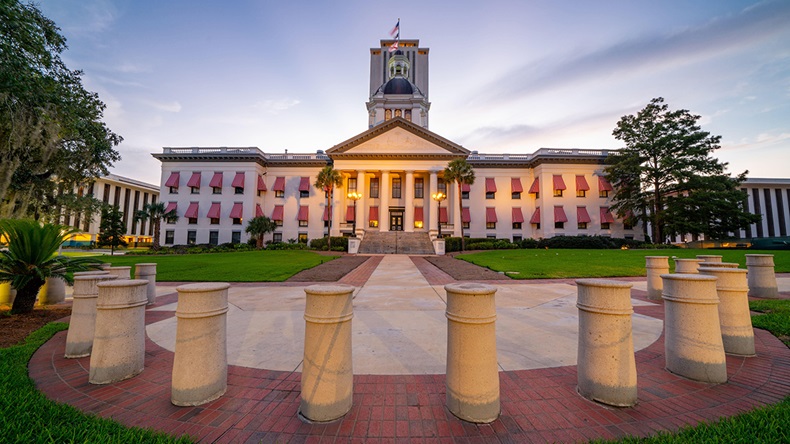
xmin=257 ymin=234 xmax=263 ymax=248
xmin=10 ymin=277 xmax=45 ymax=315
xmin=458 ymin=182 xmax=465 ymax=251
xmin=326 ymin=189 xmax=332 ymax=250
xmin=153 ymin=220 xmax=161 ymax=250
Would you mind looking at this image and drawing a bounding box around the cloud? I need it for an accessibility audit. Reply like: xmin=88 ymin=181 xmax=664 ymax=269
xmin=253 ymin=98 xmax=301 ymax=114
xmin=141 ymin=100 xmax=182 ymax=113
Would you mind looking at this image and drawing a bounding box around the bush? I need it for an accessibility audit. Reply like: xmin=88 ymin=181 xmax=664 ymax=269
xmin=309 ymin=236 xmax=349 ymax=251
xmin=266 ymin=242 xmax=309 ymax=250
xmin=125 ymin=242 xmax=256 ymax=255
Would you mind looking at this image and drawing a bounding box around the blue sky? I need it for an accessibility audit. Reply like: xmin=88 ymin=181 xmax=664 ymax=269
xmin=40 ymin=0 xmax=790 ymax=185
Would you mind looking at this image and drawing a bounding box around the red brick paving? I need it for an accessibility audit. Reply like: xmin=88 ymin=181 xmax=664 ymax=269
xmin=28 ymin=264 xmax=790 ymax=443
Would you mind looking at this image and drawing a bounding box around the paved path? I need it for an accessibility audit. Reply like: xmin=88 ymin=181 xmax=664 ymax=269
xmin=29 ymin=258 xmax=790 ymax=443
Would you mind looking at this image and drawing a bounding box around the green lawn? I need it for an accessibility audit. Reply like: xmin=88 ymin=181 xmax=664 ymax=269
xmin=97 ymin=250 xmax=338 ymax=282
xmin=457 ymin=249 xmax=790 ymax=279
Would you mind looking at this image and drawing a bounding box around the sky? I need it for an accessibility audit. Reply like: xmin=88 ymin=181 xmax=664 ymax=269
xmin=39 ymin=0 xmax=790 ymax=186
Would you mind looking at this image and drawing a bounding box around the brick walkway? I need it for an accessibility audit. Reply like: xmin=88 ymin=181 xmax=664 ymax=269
xmin=28 ymin=266 xmax=790 ymax=443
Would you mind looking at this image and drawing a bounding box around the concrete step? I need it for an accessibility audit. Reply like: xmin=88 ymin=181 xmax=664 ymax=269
xmin=358 ymin=231 xmax=434 ymax=255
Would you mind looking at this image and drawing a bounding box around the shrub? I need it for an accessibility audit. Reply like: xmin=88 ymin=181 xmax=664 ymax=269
xmin=309 ymin=236 xmax=349 ymax=251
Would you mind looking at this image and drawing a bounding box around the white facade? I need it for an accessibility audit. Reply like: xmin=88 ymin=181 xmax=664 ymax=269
xmin=741 ymin=178 xmax=790 ymax=239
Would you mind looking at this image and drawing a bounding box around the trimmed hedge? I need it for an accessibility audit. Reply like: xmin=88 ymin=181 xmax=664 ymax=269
xmin=309 ymin=236 xmax=349 ymax=251
xmin=445 ymin=235 xmax=655 ymax=252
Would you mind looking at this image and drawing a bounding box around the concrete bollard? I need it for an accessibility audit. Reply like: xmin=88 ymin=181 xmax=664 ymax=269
xmin=300 ymin=284 xmax=355 ymax=422
xmin=106 ymin=266 xmax=132 ymax=279
xmin=73 ymin=270 xmax=111 ymax=277
xmin=674 ymin=258 xmax=703 ymax=274
xmin=37 ymin=277 xmax=67 ymax=305
xmin=65 ymin=274 xmax=118 ymax=358
xmin=445 ymin=283 xmax=500 ymax=423
xmin=576 ymin=279 xmax=637 ymax=407
xmin=696 ymin=255 xmax=723 ymax=263
xmin=662 ymin=274 xmax=727 ymax=383
xmin=645 ymin=256 xmax=669 ymax=301
xmin=0 ymin=282 xmax=12 ymax=305
xmin=699 ymin=267 xmax=755 ymax=356
xmin=746 ymin=254 xmax=779 ymax=299
xmin=697 ymin=262 xmax=739 ymax=269
xmin=89 ymin=279 xmax=148 ymax=384
xmin=171 ymin=283 xmax=230 ymax=406
xmin=134 ymin=263 xmax=158 ymax=305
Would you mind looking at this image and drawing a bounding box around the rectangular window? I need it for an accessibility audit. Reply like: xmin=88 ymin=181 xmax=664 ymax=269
xmin=438 ymin=181 xmax=447 ymax=195
xmin=625 ymin=234 xmax=634 ymax=240
xmin=578 ymin=222 xmax=588 ymax=229
xmin=462 ymin=191 xmax=470 ymax=199
xmin=414 ymin=178 xmax=424 ymax=198
xmin=169 ymin=186 xmax=178 ymax=194
xmin=235 ymin=187 xmax=244 ymax=195
xmin=513 ymin=235 xmax=522 ymax=243
xmin=555 ymin=222 xmax=564 ymax=229
xmin=165 ymin=230 xmax=175 ymax=245
xmin=512 ymin=222 xmax=522 ymax=229
xmin=231 ymin=231 xmax=241 ymax=244
xmin=191 ymin=187 xmax=199 ymax=194
xmin=348 ymin=178 xmax=357 ymax=191
xmin=601 ymin=222 xmax=610 ymax=230
xmin=599 ymin=190 xmax=609 ymax=198
xmin=232 ymin=218 xmax=242 ymax=225
xmin=370 ymin=178 xmax=379 ymax=198
xmin=298 ymin=233 xmax=308 ymax=244
xmin=275 ymin=190 xmax=284 ymax=198
xmin=487 ymin=234 xmax=496 ymax=239
xmin=275 ymin=219 xmax=283 ymax=227
xmin=533 ymin=223 xmax=541 ymax=229
xmin=486 ymin=222 xmax=496 ymax=229
xmin=462 ymin=222 xmax=470 ymax=229
xmin=299 ymin=220 xmax=308 ymax=227
xmin=554 ymin=189 xmax=563 ymax=197
xmin=392 ymin=177 xmax=401 ymax=198
xmin=577 ymin=190 xmax=586 ymax=198
xmin=624 ymin=221 xmax=634 ymax=230
xmin=369 ymin=220 xmax=378 ymax=228
xmin=188 ymin=217 xmax=197 ymax=225
xmin=486 ymin=192 xmax=495 ymax=199
xmin=535 ymin=192 xmax=540 ymax=199
xmin=300 ymin=190 xmax=309 ymax=198
xmin=209 ymin=231 xmax=219 ymax=245
xmin=187 ymin=230 xmax=196 ymax=245
xmin=213 ymin=187 xmax=222 ymax=195
xmin=210 ymin=217 xmax=219 ymax=225
xmin=512 ymin=192 xmax=521 ymax=199
xmin=272 ymin=232 xmax=282 ymax=243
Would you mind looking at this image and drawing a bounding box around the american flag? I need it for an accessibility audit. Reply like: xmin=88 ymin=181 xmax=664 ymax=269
xmin=388 ymin=19 xmax=400 ymax=52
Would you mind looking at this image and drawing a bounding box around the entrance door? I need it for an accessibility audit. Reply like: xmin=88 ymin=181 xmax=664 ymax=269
xmin=390 ymin=210 xmax=404 ymax=231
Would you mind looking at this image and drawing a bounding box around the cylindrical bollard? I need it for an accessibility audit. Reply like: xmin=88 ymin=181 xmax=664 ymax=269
xmin=89 ymin=279 xmax=148 ymax=384
xmin=0 ymin=282 xmax=12 ymax=305
xmin=699 ymin=267 xmax=755 ymax=356
xmin=746 ymin=254 xmax=779 ymax=299
xmin=576 ymin=279 xmax=637 ymax=407
xmin=65 ymin=274 xmax=118 ymax=358
xmin=445 ymin=283 xmax=500 ymax=423
xmin=697 ymin=255 xmax=723 ymax=263
xmin=107 ymin=266 xmax=131 ymax=279
xmin=37 ymin=277 xmax=66 ymax=305
xmin=134 ymin=263 xmax=158 ymax=305
xmin=171 ymin=283 xmax=230 ymax=406
xmin=300 ymin=284 xmax=355 ymax=422
xmin=662 ymin=274 xmax=727 ymax=383
xmin=697 ymin=262 xmax=739 ymax=269
xmin=674 ymin=258 xmax=703 ymax=274
xmin=645 ymin=256 xmax=669 ymax=301
xmin=74 ymin=270 xmax=111 ymax=277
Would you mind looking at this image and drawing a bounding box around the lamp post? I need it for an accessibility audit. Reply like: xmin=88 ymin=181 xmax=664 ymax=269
xmin=432 ymin=191 xmax=446 ymax=238
xmin=347 ymin=191 xmax=362 ymax=237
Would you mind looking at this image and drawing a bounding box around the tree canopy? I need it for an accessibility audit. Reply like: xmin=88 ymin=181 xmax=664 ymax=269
xmin=314 ymin=165 xmax=343 ymax=249
xmin=246 ymin=216 xmax=277 ymax=248
xmin=605 ymin=97 xmax=759 ymax=243
xmin=443 ymin=158 xmax=475 ymax=250
xmin=1 ymin=1 xmax=122 ymax=220
xmin=97 ymin=206 xmax=128 ymax=254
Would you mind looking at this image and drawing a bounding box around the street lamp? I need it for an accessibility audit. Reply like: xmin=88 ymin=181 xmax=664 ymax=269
xmin=347 ymin=191 xmax=362 ymax=237
xmin=432 ymin=191 xmax=446 ymax=238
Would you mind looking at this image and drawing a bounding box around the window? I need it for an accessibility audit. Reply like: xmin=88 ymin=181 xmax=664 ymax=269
xmin=534 ymin=223 xmax=541 ymax=229
xmin=487 ymin=234 xmax=496 ymax=239
xmin=415 ymin=178 xmax=424 ymax=198
xmin=486 ymin=191 xmax=495 ymax=199
xmin=392 ymin=177 xmax=401 ymax=198
xmin=299 ymin=220 xmax=308 ymax=227
xmin=298 ymin=233 xmax=308 ymax=243
xmin=165 ymin=230 xmax=175 ymax=245
xmin=300 ymin=190 xmax=309 ymax=198
xmin=577 ymin=190 xmax=586 ymax=198
xmin=512 ymin=222 xmax=522 ymax=229
xmin=188 ymin=217 xmax=197 ymax=225
xmin=169 ymin=186 xmax=178 ymax=194
xmin=231 ymin=231 xmax=241 ymax=244
xmin=535 ymin=192 xmax=540 ymax=198
xmin=187 ymin=230 xmax=197 ymax=245
xmin=210 ymin=218 xmax=219 ymax=225
xmin=213 ymin=187 xmax=221 ymax=195
xmin=462 ymin=222 xmax=470 ymax=229
xmin=624 ymin=221 xmax=634 ymax=230
xmin=555 ymin=222 xmax=564 ymax=229
xmin=369 ymin=220 xmax=378 ymax=228
xmin=601 ymin=223 xmax=610 ymax=230
xmin=275 ymin=219 xmax=283 ymax=227
xmin=348 ymin=178 xmax=357 ymax=191
xmin=486 ymin=222 xmax=496 ymax=229
xmin=512 ymin=192 xmax=521 ymax=199
xmin=209 ymin=231 xmax=219 ymax=246
xmin=370 ymin=178 xmax=379 ymax=198
xmin=232 ymin=218 xmax=242 ymax=225
xmin=234 ymin=187 xmax=243 ymax=195
xmin=513 ymin=235 xmax=522 ymax=243
xmin=438 ymin=181 xmax=447 ymax=195
xmin=554 ymin=189 xmax=563 ymax=197
xmin=191 ymin=186 xmax=199 ymax=194
xmin=599 ymin=190 xmax=609 ymax=198
xmin=578 ymin=222 xmax=588 ymax=229
xmin=275 ymin=190 xmax=284 ymax=198
xmin=272 ymin=232 xmax=283 ymax=243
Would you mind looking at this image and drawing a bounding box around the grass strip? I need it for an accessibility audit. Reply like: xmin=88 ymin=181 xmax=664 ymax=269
xmin=0 ymin=323 xmax=193 ymax=443
xmin=751 ymin=299 xmax=790 ymax=347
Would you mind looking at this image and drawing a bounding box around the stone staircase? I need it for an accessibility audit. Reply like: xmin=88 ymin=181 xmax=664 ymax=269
xmin=358 ymin=231 xmax=435 ymax=255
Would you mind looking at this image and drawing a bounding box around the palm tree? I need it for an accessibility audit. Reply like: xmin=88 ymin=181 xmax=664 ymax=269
xmin=0 ymin=219 xmax=102 ymax=314
xmin=443 ymin=158 xmax=476 ymax=251
xmin=134 ymin=202 xmax=178 ymax=250
xmin=314 ymin=165 xmax=343 ymax=250
xmin=245 ymin=216 xmax=277 ymax=248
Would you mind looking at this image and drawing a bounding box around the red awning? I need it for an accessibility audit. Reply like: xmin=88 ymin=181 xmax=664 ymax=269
xmin=598 ymin=176 xmax=613 ymax=191
xmin=297 ymin=205 xmax=309 ymax=221
xmin=576 ymin=175 xmax=590 ymax=191
xmin=299 ymin=177 xmax=310 ymax=192
xmin=462 ymin=207 xmax=471 ymax=223
xmin=165 ymin=172 xmax=180 ymax=187
xmin=257 ymin=175 xmax=267 ymax=191
xmin=486 ymin=207 xmax=497 ymax=223
xmin=187 ymin=172 xmax=201 ymax=188
xmin=345 ymin=206 xmax=355 ymax=222
xmin=554 ymin=206 xmax=568 ymax=223
xmin=414 ymin=207 xmax=424 ymax=222
xmin=323 ymin=206 xmax=332 ymax=221
xmin=461 ymin=183 xmax=471 ymax=192
xmin=528 ymin=178 xmax=539 ymax=194
xmin=209 ymin=172 xmax=223 ymax=188
xmin=553 ymin=175 xmax=566 ymax=191
xmin=231 ymin=172 xmax=245 ymax=188
xmin=439 ymin=207 xmax=448 ymax=223
xmin=272 ymin=205 xmax=284 ymax=221
xmin=255 ymin=204 xmax=263 ymax=218
xmin=485 ymin=178 xmax=497 ymax=193
xmin=164 ymin=202 xmax=177 ymax=214
xmin=577 ymin=207 xmax=591 ymax=223
xmin=185 ymin=202 xmax=199 ymax=218
xmin=601 ymin=207 xmax=615 ymax=223
xmin=369 ymin=206 xmax=379 ymax=222
xmin=530 ymin=207 xmax=541 ymax=224
xmin=273 ymin=176 xmax=285 ymax=191
xmin=511 ymin=178 xmax=523 ymax=193
xmin=230 ymin=203 xmax=243 ymax=219
xmin=207 ymin=203 xmax=221 ymax=219
xmin=512 ymin=207 xmax=524 ymax=224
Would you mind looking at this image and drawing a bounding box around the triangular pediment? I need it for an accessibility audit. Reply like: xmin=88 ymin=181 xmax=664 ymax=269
xmin=327 ymin=117 xmax=468 ymax=159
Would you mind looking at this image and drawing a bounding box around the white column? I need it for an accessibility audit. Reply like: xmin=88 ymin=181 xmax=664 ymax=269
xmin=330 ymin=187 xmax=341 ymax=237
xmin=380 ymin=171 xmax=390 ymax=232
xmin=405 ymin=171 xmax=414 ymax=232
xmin=356 ymin=171 xmax=365 ymax=235
xmin=429 ymin=172 xmax=438 ymax=237
xmin=452 ymin=184 xmax=462 ymax=237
